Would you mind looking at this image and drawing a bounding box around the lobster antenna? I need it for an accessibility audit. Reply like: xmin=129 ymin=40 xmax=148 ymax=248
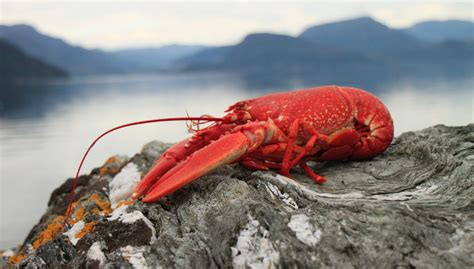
xmin=64 ymin=116 xmax=223 ymax=224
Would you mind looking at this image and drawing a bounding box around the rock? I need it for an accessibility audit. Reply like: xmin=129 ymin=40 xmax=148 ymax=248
xmin=1 ymin=124 xmax=473 ymax=268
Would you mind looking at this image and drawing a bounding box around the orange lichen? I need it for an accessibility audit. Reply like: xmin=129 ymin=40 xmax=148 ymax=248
xmin=9 ymin=253 xmax=27 ymax=265
xmin=89 ymin=193 xmax=112 ymax=215
xmin=114 ymin=199 xmax=134 ymax=209
xmin=19 ymin=193 xmax=112 ymax=263
xmin=9 ymin=190 xmax=115 ymax=266
xmin=64 ymin=201 xmax=85 ymax=224
xmin=99 ymin=156 xmax=123 ymax=176
xmin=32 ymin=216 xmax=65 ymax=250
xmin=76 ymin=221 xmax=97 ymax=239
xmin=72 ymin=206 xmax=85 ymax=223
xmin=68 ymin=193 xmax=112 ymax=223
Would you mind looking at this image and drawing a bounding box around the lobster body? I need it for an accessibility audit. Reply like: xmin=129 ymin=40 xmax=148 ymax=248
xmin=132 ymin=85 xmax=394 ymax=202
xmin=229 ymin=86 xmax=393 ymax=159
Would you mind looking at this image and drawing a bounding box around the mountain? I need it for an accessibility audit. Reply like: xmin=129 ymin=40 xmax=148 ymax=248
xmin=402 ymin=20 xmax=474 ymax=42
xmin=400 ymin=40 xmax=474 ymax=61
xmin=172 ymin=46 xmax=232 ymax=70
xmin=0 ymin=39 xmax=67 ymax=82
xmin=175 ymin=22 xmax=473 ymax=87
xmin=222 ymin=33 xmax=368 ymax=68
xmin=0 ymin=24 xmax=130 ymax=76
xmin=394 ymin=40 xmax=474 ymax=76
xmin=175 ymin=33 xmax=383 ymax=88
xmin=299 ymin=17 xmax=422 ymax=56
xmin=109 ymin=45 xmax=211 ymax=71
xmin=1 ymin=18 xmax=472 ymax=79
xmin=179 ymin=33 xmax=369 ymax=71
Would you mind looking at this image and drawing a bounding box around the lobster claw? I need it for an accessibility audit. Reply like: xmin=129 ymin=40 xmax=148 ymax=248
xmin=142 ymin=132 xmax=249 ymax=202
xmin=131 ymin=124 xmax=236 ymax=199
xmin=140 ymin=121 xmax=279 ymax=202
xmin=132 ymin=140 xmax=188 ymax=199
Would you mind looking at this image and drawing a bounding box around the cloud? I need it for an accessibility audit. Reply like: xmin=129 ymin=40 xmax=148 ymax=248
xmin=371 ymin=2 xmax=473 ymax=27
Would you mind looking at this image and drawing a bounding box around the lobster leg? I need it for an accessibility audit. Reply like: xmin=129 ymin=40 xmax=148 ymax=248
xmin=296 ymin=126 xmax=365 ymax=184
xmin=132 ymin=124 xmax=235 ymax=199
xmin=300 ymin=162 xmax=326 ymax=184
xmin=141 ymin=121 xmax=285 ymax=202
xmin=241 ymin=158 xmax=270 ymax=170
xmin=319 ymin=127 xmax=360 ymax=160
xmin=241 ymin=157 xmax=283 ymax=170
xmin=289 ymin=135 xmax=318 ymax=169
xmin=280 ymin=119 xmax=300 ymax=176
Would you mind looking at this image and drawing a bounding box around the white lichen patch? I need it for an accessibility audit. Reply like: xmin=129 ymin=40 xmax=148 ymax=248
xmin=121 ymin=245 xmax=152 ymax=269
xmin=231 ymin=215 xmax=280 ymax=269
xmin=287 ymin=214 xmax=322 ymax=247
xmin=87 ymin=242 xmax=107 ymax=266
xmin=108 ymin=209 xmax=156 ymax=243
xmin=109 ymin=163 xmax=141 ymax=206
xmin=265 ymin=182 xmax=298 ymax=209
xmin=1 ymin=250 xmax=14 ymax=257
xmin=63 ymin=220 xmax=85 ymax=245
xmin=108 ymin=204 xmax=130 ymax=221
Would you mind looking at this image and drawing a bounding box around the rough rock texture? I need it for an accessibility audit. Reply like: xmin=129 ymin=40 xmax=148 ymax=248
xmin=1 ymin=124 xmax=473 ymax=268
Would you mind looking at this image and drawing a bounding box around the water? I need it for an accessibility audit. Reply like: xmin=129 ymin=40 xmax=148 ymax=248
xmin=0 ymin=72 xmax=472 ymax=249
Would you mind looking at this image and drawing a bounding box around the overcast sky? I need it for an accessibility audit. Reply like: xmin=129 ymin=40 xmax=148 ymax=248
xmin=1 ymin=1 xmax=472 ymax=50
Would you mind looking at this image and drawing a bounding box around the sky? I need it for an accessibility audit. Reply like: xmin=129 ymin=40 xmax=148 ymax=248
xmin=1 ymin=1 xmax=472 ymax=50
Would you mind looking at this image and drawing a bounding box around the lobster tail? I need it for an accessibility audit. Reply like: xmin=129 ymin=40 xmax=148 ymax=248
xmin=345 ymin=87 xmax=394 ymax=160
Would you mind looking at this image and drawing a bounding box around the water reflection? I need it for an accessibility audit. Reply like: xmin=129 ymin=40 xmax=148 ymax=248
xmin=0 ymin=72 xmax=472 ymax=248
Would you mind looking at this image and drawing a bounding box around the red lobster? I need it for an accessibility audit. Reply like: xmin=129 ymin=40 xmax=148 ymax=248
xmin=67 ymin=85 xmax=393 ymax=217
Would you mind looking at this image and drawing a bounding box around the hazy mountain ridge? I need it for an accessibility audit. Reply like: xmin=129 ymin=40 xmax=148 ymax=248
xmin=299 ymin=17 xmax=423 ymax=55
xmin=399 ymin=39 xmax=474 ymax=60
xmin=0 ymin=17 xmax=472 ymax=78
xmin=0 ymin=39 xmax=67 ymax=82
xmin=0 ymin=24 xmax=132 ymax=76
xmin=223 ymin=33 xmax=369 ymax=66
xmin=108 ymin=45 xmax=212 ymax=71
xmin=172 ymin=46 xmax=233 ymax=70
xmin=177 ymin=17 xmax=473 ymax=77
xmin=179 ymin=33 xmax=372 ymax=71
xmin=402 ymin=20 xmax=474 ymax=42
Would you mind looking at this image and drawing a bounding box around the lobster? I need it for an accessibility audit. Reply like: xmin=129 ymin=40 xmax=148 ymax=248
xmin=66 ymin=85 xmax=393 ymax=217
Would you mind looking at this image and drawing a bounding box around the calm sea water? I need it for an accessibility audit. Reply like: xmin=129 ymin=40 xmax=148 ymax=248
xmin=0 ymin=72 xmax=472 ymax=249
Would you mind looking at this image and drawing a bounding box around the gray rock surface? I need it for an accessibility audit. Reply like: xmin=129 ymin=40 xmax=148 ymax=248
xmin=1 ymin=124 xmax=473 ymax=268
